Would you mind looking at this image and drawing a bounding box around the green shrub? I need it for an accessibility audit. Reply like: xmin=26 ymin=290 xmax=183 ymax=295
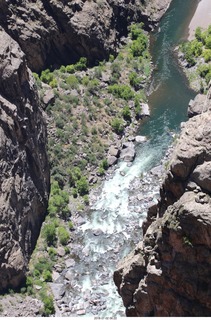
xmin=130 ymin=36 xmax=147 ymax=57
xmin=108 ymin=84 xmax=134 ymax=100
xmin=122 ymin=105 xmax=131 ymax=122
xmin=66 ymin=64 xmax=75 ymax=73
xmin=40 ymin=69 xmax=54 ymax=84
xmin=101 ymin=159 xmax=109 ymax=170
xmin=111 ymin=118 xmax=124 ymax=135
xmin=82 ymin=76 xmax=90 ymax=86
xmin=48 ymin=181 xmax=70 ymax=220
xmin=109 ymin=54 xmax=115 ymax=62
xmin=87 ymin=79 xmax=100 ymax=94
xmin=49 ymin=78 xmax=58 ymax=88
xmin=111 ymin=62 xmax=121 ymax=78
xmin=41 ymin=294 xmax=55 ymax=316
xmin=68 ymin=221 xmax=74 ymax=230
xmin=72 ymin=188 xmax=78 ymax=198
xmin=97 ymin=167 xmax=105 ymax=176
xmin=66 ymin=75 xmax=79 ymax=88
xmin=43 ymin=223 xmax=57 ymax=246
xmin=129 ymin=72 xmax=142 ymax=89
xmin=203 ymin=49 xmax=211 ymax=62
xmin=195 ymin=26 xmax=205 ymax=43
xmin=42 ymin=270 xmax=52 ymax=282
xmin=205 ymin=35 xmax=211 ymax=49
xmin=48 ymin=247 xmax=57 ymax=260
xmin=59 ymin=65 xmax=66 ymax=73
xmin=76 ymin=176 xmax=89 ymax=196
xmin=83 ymin=195 xmax=89 ymax=205
xmin=198 ymin=64 xmax=211 ymax=78
xmin=75 ymin=57 xmax=87 ymax=71
xmin=130 ymin=23 xmax=144 ymax=40
xmin=34 ymin=257 xmax=52 ymax=275
xmin=58 ymin=226 xmax=70 ymax=245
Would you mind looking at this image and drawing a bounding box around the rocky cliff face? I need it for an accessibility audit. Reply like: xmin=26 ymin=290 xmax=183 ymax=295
xmin=114 ymin=90 xmax=211 ymax=316
xmin=0 ymin=27 xmax=49 ymax=290
xmin=0 ymin=0 xmax=171 ymax=72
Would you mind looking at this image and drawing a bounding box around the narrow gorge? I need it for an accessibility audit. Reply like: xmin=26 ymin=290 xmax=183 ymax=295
xmin=0 ymin=0 xmax=211 ymax=317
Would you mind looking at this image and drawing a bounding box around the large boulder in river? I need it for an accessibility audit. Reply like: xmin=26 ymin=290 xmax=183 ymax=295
xmin=0 ymin=28 xmax=49 ymax=290
xmin=120 ymin=143 xmax=136 ymax=162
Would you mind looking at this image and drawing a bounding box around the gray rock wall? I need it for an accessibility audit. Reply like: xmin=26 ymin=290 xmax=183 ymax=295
xmin=0 ymin=27 xmax=50 ymax=290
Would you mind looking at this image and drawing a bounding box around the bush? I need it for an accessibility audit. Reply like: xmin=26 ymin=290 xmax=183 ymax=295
xmin=130 ymin=35 xmax=147 ymax=57
xmin=68 ymin=221 xmax=74 ymax=230
xmin=41 ymin=294 xmax=55 ymax=316
xmin=48 ymin=181 xmax=70 ymax=220
xmin=203 ymin=49 xmax=211 ymax=62
xmin=129 ymin=72 xmax=142 ymax=89
xmin=42 ymin=270 xmax=52 ymax=282
xmin=58 ymin=226 xmax=70 ymax=245
xmin=43 ymin=223 xmax=57 ymax=246
xmin=83 ymin=195 xmax=89 ymax=205
xmin=66 ymin=75 xmax=79 ymax=88
xmin=48 ymin=247 xmax=57 ymax=261
xmin=40 ymin=69 xmax=54 ymax=84
xmin=66 ymin=64 xmax=75 ymax=73
xmin=205 ymin=35 xmax=211 ymax=49
xmin=198 ymin=64 xmax=211 ymax=78
xmin=76 ymin=176 xmax=89 ymax=196
xmin=75 ymin=57 xmax=87 ymax=71
xmin=108 ymin=84 xmax=134 ymax=100
xmin=130 ymin=23 xmax=144 ymax=40
xmin=111 ymin=118 xmax=124 ymax=135
xmin=101 ymin=159 xmax=109 ymax=170
xmin=195 ymin=26 xmax=205 ymax=43
xmin=122 ymin=105 xmax=131 ymax=122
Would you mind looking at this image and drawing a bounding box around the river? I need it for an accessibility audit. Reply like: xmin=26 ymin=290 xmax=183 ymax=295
xmin=61 ymin=0 xmax=198 ymax=317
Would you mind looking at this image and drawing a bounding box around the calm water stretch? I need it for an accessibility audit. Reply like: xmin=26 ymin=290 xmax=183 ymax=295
xmin=64 ymin=0 xmax=198 ymax=317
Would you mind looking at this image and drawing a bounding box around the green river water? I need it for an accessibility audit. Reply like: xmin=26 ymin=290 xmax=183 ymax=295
xmin=137 ymin=0 xmax=198 ymax=167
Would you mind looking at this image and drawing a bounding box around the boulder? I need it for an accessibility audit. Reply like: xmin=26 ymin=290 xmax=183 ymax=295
xmin=107 ymin=155 xmax=118 ymax=166
xmin=42 ymin=89 xmax=55 ymax=108
xmin=140 ymin=103 xmax=150 ymax=117
xmin=135 ymin=135 xmax=147 ymax=143
xmin=108 ymin=145 xmax=120 ymax=157
xmin=120 ymin=143 xmax=136 ymax=162
xmin=188 ymin=94 xmax=207 ymax=117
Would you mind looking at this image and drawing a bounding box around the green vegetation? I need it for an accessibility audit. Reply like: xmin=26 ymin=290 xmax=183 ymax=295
xmin=180 ymin=25 xmax=211 ymax=91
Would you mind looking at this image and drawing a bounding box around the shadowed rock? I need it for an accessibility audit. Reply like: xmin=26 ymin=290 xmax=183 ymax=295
xmin=0 ymin=28 xmax=49 ymax=290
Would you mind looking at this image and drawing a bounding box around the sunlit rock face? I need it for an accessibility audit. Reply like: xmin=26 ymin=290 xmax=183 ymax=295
xmin=114 ymin=91 xmax=211 ymax=316
xmin=0 ymin=27 xmax=50 ymax=290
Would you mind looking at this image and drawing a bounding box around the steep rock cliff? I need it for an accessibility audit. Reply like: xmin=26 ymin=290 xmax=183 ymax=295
xmin=0 ymin=27 xmax=50 ymax=290
xmin=0 ymin=0 xmax=171 ymax=72
xmin=114 ymin=91 xmax=211 ymax=316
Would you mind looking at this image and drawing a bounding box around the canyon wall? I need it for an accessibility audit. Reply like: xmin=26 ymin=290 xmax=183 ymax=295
xmin=0 ymin=27 xmax=50 ymax=290
xmin=114 ymin=90 xmax=211 ymax=316
xmin=0 ymin=0 xmax=171 ymax=72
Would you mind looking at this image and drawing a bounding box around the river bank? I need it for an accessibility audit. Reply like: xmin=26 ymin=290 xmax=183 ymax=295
xmin=188 ymin=0 xmax=211 ymax=40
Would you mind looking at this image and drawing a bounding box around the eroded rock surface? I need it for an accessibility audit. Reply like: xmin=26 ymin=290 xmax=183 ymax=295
xmin=0 ymin=27 xmax=49 ymax=290
xmin=114 ymin=91 xmax=211 ymax=316
xmin=0 ymin=0 xmax=171 ymax=72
